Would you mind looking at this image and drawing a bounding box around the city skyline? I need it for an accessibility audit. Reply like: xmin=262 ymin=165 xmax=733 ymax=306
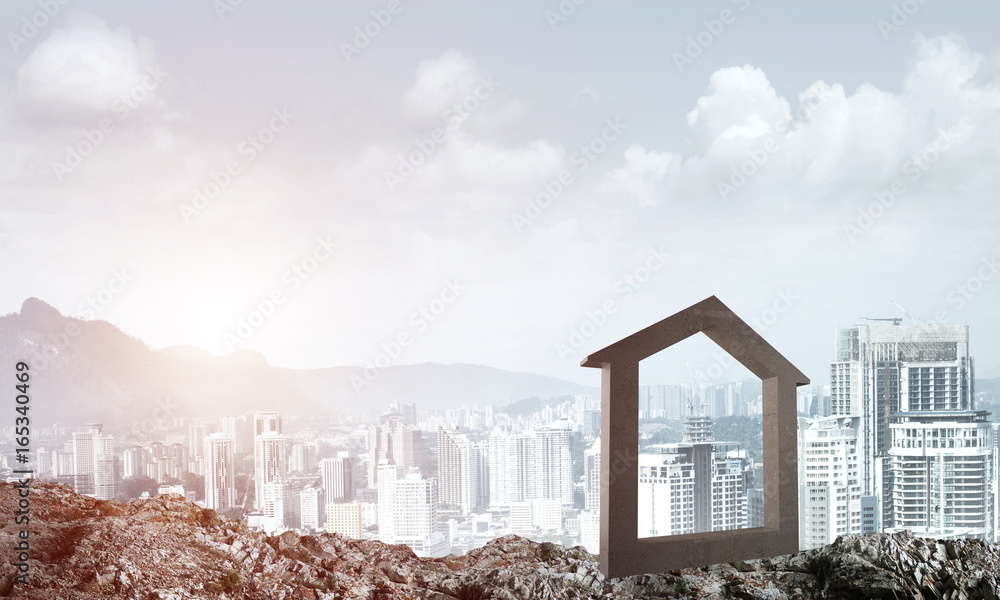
xmin=2 ymin=2 xmax=999 ymax=387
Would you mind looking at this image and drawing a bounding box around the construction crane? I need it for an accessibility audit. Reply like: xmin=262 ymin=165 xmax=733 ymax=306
xmin=890 ymin=299 xmax=928 ymax=326
xmin=861 ymin=317 xmax=902 ymax=325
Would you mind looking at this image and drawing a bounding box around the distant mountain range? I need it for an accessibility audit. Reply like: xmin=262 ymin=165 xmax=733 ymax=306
xmin=0 ymin=298 xmax=597 ymax=427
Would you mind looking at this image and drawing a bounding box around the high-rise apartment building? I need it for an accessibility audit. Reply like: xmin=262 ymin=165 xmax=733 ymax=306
xmin=488 ymin=422 xmax=574 ymax=508
xmin=299 ymin=486 xmax=325 ymax=530
xmin=204 ymin=433 xmax=236 ymax=511
xmin=254 ymin=431 xmax=288 ymax=512
xmin=797 ymin=416 xmax=878 ymax=549
xmin=368 ymin=418 xmax=430 ymax=486
xmin=828 ymin=323 xmax=979 ymax=533
xmin=254 ymin=411 xmax=282 ymax=437
xmin=437 ymin=425 xmax=488 ymax=513
xmin=321 ymin=452 xmax=355 ymax=502
xmin=72 ymin=423 xmax=116 ymax=500
xmin=886 ymin=410 xmax=992 ymax=540
xmin=376 ymin=463 xmax=447 ymax=557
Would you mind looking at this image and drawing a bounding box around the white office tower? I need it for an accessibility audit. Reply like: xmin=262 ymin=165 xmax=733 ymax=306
xmin=886 ymin=411 xmax=992 ymax=540
xmin=369 ymin=418 xmax=430 ymax=486
xmin=93 ymin=434 xmax=117 ymax=501
xmin=377 ymin=462 xmax=447 ymax=557
xmin=260 ymin=479 xmax=304 ymax=532
xmin=437 ymin=425 xmax=488 ymax=513
xmin=326 ymin=501 xmax=364 ymax=539
xmin=35 ymin=447 xmax=50 ymax=477
xmin=122 ymin=446 xmax=148 ymax=478
xmin=188 ymin=422 xmax=205 ymax=458
xmin=254 ymin=411 xmax=282 ymax=436
xmin=203 ymin=434 xmax=236 ymax=511
xmin=71 ymin=424 xmax=100 ymax=495
xmin=72 ymin=424 xmax=116 ymax=499
xmin=535 ymin=420 xmax=574 ymax=507
xmin=637 ymin=440 xmax=752 ymax=538
xmin=993 ymin=423 xmax=1000 ymax=543
xmin=829 ymin=323 xmax=973 ymax=527
xmin=289 ymin=444 xmax=317 ymax=474
xmin=321 ymin=452 xmax=354 ymax=503
xmin=221 ymin=415 xmax=254 ymax=453
xmin=488 ymin=425 xmax=574 ymax=508
xmin=797 ymin=416 xmax=875 ymax=550
xmin=254 ymin=432 xmax=288 ymax=512
xmin=580 ymin=437 xmax=601 ymax=554
xmin=299 ymin=486 xmax=325 ymax=530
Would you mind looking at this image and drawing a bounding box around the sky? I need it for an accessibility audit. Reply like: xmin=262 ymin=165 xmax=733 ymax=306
xmin=1 ymin=0 xmax=999 ymax=387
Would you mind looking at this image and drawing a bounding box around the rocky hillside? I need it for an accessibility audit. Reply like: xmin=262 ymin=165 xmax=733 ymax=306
xmin=4 ymin=482 xmax=1000 ymax=599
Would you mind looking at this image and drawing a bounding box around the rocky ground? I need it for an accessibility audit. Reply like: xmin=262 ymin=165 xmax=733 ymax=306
xmin=3 ymin=482 xmax=1000 ymax=599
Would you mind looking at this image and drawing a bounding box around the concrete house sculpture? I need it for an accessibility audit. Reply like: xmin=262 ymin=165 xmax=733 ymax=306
xmin=581 ymin=295 xmax=809 ymax=578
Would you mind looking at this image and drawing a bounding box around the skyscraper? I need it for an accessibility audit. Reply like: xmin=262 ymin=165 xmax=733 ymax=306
xmin=437 ymin=425 xmax=488 ymax=513
xmin=377 ymin=463 xmax=447 ymax=557
xmin=368 ymin=418 xmax=430 ymax=485
xmin=204 ymin=433 xmax=236 ymax=511
xmin=72 ymin=423 xmax=116 ymax=499
xmin=254 ymin=431 xmax=288 ymax=512
xmin=254 ymin=411 xmax=282 ymax=437
xmin=797 ymin=416 xmax=876 ymax=550
xmin=320 ymin=452 xmax=354 ymax=502
xmin=886 ymin=410 xmax=992 ymax=539
xmin=829 ymin=322 xmax=980 ymax=533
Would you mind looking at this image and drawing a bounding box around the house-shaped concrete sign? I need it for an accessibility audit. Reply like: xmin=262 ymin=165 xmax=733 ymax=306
xmin=581 ymin=295 xmax=809 ymax=578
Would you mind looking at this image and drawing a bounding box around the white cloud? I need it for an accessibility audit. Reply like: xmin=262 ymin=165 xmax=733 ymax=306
xmin=603 ymin=145 xmax=676 ymax=205
xmin=633 ymin=34 xmax=1000 ymax=208
xmin=401 ymin=48 xmax=489 ymax=122
xmin=17 ymin=13 xmax=159 ymax=118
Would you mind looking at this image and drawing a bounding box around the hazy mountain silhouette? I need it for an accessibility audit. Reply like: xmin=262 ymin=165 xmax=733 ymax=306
xmin=0 ymin=298 xmax=597 ymax=427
